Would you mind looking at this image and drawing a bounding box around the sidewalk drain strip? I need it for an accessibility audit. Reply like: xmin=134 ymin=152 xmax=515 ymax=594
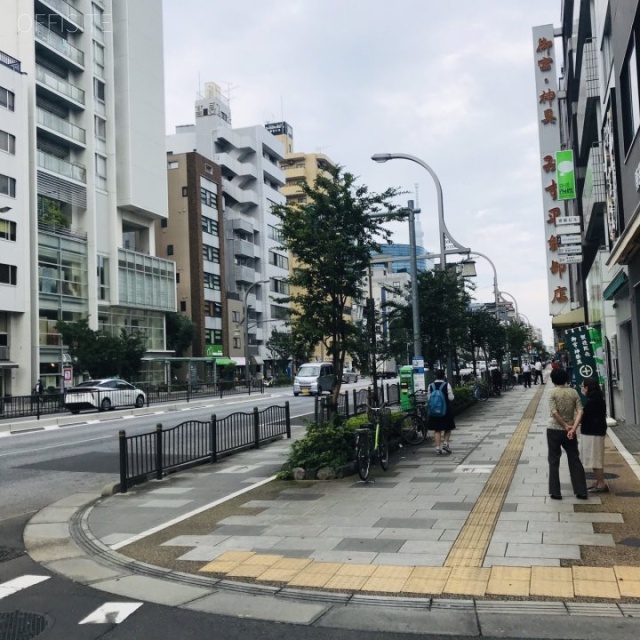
xmin=444 ymin=387 xmax=544 ymax=568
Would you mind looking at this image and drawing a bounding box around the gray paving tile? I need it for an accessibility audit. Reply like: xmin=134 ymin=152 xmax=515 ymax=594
xmin=139 ymin=499 xmax=194 ymax=508
xmin=482 ymin=556 xmax=560 ymax=567
xmin=542 ymin=532 xmax=615 ymax=546
xmin=177 ymin=546 xmax=229 ymax=561
xmin=213 ymin=525 xmax=269 ymax=536
xmin=271 ymin=537 xmax=341 ymax=551
xmin=161 ymin=535 xmax=229 ymax=547
xmin=374 ymin=552 xmax=449 ymax=566
xmin=505 ymin=543 xmax=581 ymax=559
xmin=334 ymin=537 xmax=405 ymax=553
xmin=310 ymin=550 xmax=378 ymax=563
xmin=398 ymin=540 xmax=454 ymax=555
xmin=432 ymin=502 xmax=474 ymax=511
xmin=373 ymin=517 xmax=437 ymax=529
xmin=377 ymin=528 xmax=446 ymax=541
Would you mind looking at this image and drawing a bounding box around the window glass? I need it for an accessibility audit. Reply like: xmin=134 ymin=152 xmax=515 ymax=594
xmin=0 ymin=174 xmax=16 ymax=197
xmin=0 ymin=263 xmax=17 ymax=285
xmin=0 ymin=219 xmax=16 ymax=241
xmin=0 ymin=130 xmax=16 ymax=154
xmin=0 ymin=87 xmax=15 ymax=111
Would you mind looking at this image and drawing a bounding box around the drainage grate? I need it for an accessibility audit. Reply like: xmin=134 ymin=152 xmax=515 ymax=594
xmin=619 ymin=537 xmax=640 ymax=548
xmin=0 ymin=547 xmax=23 ymax=563
xmin=0 ymin=611 xmax=48 ymax=640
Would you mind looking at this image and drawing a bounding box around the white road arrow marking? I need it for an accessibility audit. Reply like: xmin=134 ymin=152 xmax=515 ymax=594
xmin=79 ymin=602 xmax=143 ymax=624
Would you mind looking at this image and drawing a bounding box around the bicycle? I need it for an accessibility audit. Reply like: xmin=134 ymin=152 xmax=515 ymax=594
xmin=355 ymin=403 xmax=390 ymax=481
xmin=471 ymin=380 xmax=490 ymax=402
xmin=400 ymin=392 xmax=429 ymax=445
xmin=501 ymin=373 xmax=515 ymax=391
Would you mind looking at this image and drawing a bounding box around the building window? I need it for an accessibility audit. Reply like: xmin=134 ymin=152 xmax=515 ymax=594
xmin=267 ymin=224 xmax=284 ymax=242
xmin=0 ymin=174 xmax=16 ymax=198
xmin=200 ymin=187 xmax=217 ymax=208
xmin=233 ymin=337 xmax=241 ymax=349
xmin=0 ymin=263 xmax=17 ymax=285
xmin=93 ymin=41 xmax=105 ymax=77
xmin=271 ymin=278 xmax=289 ymax=295
xmin=270 ymin=304 xmax=289 ymax=321
xmin=180 ymin=300 xmax=187 ymax=312
xmin=0 ymin=87 xmax=15 ymax=111
xmin=268 ymin=251 xmax=288 ymax=270
xmin=201 ymin=216 xmax=218 ymax=235
xmin=176 ymin=272 xmax=180 ymax=283
xmin=168 ymin=160 xmax=178 ymax=170
xmin=205 ymin=164 xmax=213 ymax=174
xmin=0 ymin=218 xmax=16 ymax=242
xmin=182 ymin=186 xmax=188 ymax=197
xmin=202 ymin=244 xmax=220 ymax=263
xmin=203 ymin=272 xmax=221 ymax=290
xmin=205 ymin=329 xmax=223 ymax=344
xmin=167 ymin=244 xmax=174 ymax=256
xmin=97 ymin=255 xmax=109 ymax=301
xmin=0 ymin=130 xmax=16 ymax=155
xmin=94 ymin=116 xmax=106 ymax=140
xmin=93 ymin=78 xmax=105 ymax=102
xmin=160 ymin=218 xmax=167 ymax=228
xmin=95 ymin=154 xmax=107 ymax=190
xmin=204 ymin=301 xmax=222 ymax=317
xmin=621 ymin=33 xmax=640 ymax=150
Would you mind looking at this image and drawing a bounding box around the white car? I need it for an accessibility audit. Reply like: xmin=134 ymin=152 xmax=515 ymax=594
xmin=64 ymin=378 xmax=146 ymax=414
xmin=342 ymin=369 xmax=358 ymax=383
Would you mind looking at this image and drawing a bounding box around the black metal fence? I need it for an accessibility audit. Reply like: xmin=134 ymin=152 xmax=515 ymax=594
xmin=118 ymin=402 xmax=291 ymax=492
xmin=314 ymin=382 xmax=400 ymax=425
xmin=0 ymin=379 xmax=265 ymax=422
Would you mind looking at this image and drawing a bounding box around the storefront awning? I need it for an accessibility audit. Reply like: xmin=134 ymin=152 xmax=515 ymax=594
xmin=213 ymin=357 xmax=236 ymax=366
xmin=551 ymin=307 xmax=585 ymax=328
xmin=603 ymin=270 xmax=629 ymax=300
xmin=232 ymin=357 xmax=246 ymax=366
xmin=251 ymin=356 xmax=263 ymax=365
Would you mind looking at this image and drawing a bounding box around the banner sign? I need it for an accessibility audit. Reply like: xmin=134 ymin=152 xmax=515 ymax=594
xmin=556 ymin=149 xmax=576 ymax=200
xmin=565 ymin=325 xmax=605 ymax=398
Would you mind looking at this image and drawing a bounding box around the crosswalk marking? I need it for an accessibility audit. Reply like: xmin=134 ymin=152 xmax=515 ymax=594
xmin=0 ymin=575 xmax=50 ymax=600
xmin=79 ymin=602 xmax=143 ymax=624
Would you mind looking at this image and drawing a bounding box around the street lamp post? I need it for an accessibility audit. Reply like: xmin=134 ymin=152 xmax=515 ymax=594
xmin=466 ymin=251 xmax=500 ymax=320
xmin=372 ymin=153 xmax=469 ymax=380
xmin=499 ymin=291 xmax=521 ymax=323
xmin=243 ymin=280 xmax=268 ymax=386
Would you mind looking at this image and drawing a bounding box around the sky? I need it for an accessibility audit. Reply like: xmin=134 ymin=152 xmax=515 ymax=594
xmin=162 ymin=0 xmax=561 ymax=346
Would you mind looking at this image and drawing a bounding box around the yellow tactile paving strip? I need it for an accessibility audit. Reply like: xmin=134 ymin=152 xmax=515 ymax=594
xmin=197 ymin=387 xmax=639 ymax=600
xmin=444 ymin=384 xmax=544 ymax=567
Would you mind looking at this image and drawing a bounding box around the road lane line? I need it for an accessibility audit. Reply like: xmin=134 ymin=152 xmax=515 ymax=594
xmin=0 ymin=575 xmax=50 ymax=601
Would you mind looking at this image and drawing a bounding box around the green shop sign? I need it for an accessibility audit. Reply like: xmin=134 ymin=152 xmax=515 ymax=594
xmin=205 ymin=344 xmax=223 ymax=357
xmin=565 ymin=325 xmax=605 ymax=400
xmin=556 ymin=149 xmax=576 ymax=201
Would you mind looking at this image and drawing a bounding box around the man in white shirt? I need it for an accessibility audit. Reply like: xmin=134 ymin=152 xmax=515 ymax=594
xmin=533 ymin=359 xmax=544 ymax=385
xmin=522 ymin=361 xmax=532 ymax=388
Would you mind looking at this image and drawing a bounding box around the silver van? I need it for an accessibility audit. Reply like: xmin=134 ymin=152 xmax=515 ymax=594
xmin=293 ymin=362 xmax=336 ymax=396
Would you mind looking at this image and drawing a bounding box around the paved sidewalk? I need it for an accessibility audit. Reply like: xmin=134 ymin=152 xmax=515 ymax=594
xmin=23 ymin=382 xmax=640 ymax=633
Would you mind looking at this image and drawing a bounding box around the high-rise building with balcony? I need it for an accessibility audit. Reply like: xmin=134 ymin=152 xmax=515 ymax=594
xmin=167 ymin=83 xmax=289 ymax=377
xmin=0 ymin=0 xmax=174 ymax=394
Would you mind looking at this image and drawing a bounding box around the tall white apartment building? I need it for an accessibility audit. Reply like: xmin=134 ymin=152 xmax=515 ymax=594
xmin=0 ymin=0 xmax=174 ymax=395
xmin=167 ymin=83 xmax=289 ymax=374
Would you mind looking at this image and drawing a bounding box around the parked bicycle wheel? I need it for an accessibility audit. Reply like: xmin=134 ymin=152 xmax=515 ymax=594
xmin=400 ymin=414 xmax=426 ymax=445
xmin=378 ymin=430 xmax=389 ymax=471
xmin=502 ymin=376 xmax=515 ymax=391
xmin=473 ymin=384 xmax=490 ymax=402
xmin=356 ymin=429 xmax=371 ymax=481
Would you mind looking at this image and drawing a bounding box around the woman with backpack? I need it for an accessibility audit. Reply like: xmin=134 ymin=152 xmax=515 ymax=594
xmin=427 ymin=369 xmax=455 ymax=455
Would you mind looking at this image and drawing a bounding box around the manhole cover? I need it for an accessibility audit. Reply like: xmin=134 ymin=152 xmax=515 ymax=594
xmin=0 ymin=611 xmax=48 ymax=640
xmin=0 ymin=547 xmax=23 ymax=562
xmin=615 ymin=491 xmax=640 ymax=497
xmin=620 ymin=537 xmax=640 ymax=548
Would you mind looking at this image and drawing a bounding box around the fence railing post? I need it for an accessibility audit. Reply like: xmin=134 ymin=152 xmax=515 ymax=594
xmin=253 ymin=407 xmax=260 ymax=449
xmin=155 ymin=423 xmax=163 ymax=480
xmin=210 ymin=414 xmax=217 ymax=463
xmin=119 ymin=430 xmax=128 ymax=493
xmin=220 ymin=381 xmax=224 ymax=400
xmin=285 ymin=401 xmax=291 ymax=439
xmin=344 ymin=390 xmax=349 ymax=418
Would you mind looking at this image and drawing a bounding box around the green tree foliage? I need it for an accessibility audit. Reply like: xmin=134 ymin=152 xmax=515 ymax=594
xmin=464 ymin=309 xmax=507 ymax=371
xmin=38 ymin=196 xmax=70 ymax=228
xmin=505 ymin=322 xmax=532 ymax=364
xmin=165 ymin=312 xmax=196 ymax=357
xmin=56 ymin=317 xmax=146 ymax=380
xmin=272 ymin=166 xmax=402 ymax=406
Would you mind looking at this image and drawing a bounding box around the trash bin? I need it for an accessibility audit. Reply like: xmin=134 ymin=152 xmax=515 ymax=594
xmin=399 ymin=365 xmax=415 ymax=411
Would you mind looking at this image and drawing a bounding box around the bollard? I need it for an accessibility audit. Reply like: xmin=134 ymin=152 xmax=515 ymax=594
xmin=253 ymin=407 xmax=260 ymax=448
xmin=155 ymin=423 xmax=163 ymax=480
xmin=119 ymin=430 xmax=128 ymax=493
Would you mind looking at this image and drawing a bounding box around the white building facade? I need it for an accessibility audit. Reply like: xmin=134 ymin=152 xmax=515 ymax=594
xmin=0 ymin=0 xmax=174 ymax=394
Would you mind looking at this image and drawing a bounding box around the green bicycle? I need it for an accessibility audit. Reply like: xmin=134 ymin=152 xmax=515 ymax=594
xmin=355 ymin=403 xmax=390 ymax=481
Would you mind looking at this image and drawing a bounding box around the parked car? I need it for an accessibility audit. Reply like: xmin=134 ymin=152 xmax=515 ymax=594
xmin=293 ymin=362 xmax=336 ymax=396
xmin=64 ymin=378 xmax=146 ymax=414
xmin=342 ymin=369 xmax=358 ymax=383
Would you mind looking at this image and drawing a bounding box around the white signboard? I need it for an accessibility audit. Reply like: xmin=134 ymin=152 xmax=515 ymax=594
xmin=555 ymin=224 xmax=581 ymax=235
xmin=557 ymin=216 xmax=580 ymax=225
xmin=558 ymin=244 xmax=583 ymax=255
xmin=559 ymin=234 xmax=582 ymax=244
xmin=558 ymin=254 xmax=583 ymax=264
xmin=533 ymin=25 xmax=571 ymax=315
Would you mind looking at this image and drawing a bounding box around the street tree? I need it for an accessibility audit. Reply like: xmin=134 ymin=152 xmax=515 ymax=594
xmin=165 ymin=312 xmax=195 ymax=357
xmin=272 ymin=166 xmax=402 ymax=409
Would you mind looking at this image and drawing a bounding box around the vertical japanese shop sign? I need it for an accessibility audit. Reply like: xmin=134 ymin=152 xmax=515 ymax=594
xmin=556 ymin=149 xmax=576 ymax=200
xmin=533 ymin=25 xmax=570 ymax=316
xmin=566 ymin=326 xmax=600 ymax=391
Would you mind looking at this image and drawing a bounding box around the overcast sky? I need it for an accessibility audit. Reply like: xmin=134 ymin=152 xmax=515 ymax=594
xmin=162 ymin=0 xmax=561 ymax=345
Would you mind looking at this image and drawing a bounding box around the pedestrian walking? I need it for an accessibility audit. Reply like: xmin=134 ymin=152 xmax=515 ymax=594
xmin=522 ymin=361 xmax=532 ymax=388
xmin=427 ymin=369 xmax=455 ymax=455
xmin=547 ymin=368 xmax=588 ymax=500
xmin=579 ymin=377 xmax=609 ymax=493
xmin=33 ymin=379 xmax=43 ymax=396
xmin=533 ymin=359 xmax=544 ymax=385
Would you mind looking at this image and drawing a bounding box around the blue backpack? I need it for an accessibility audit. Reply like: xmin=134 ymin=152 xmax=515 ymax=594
xmin=428 ymin=381 xmax=447 ymax=417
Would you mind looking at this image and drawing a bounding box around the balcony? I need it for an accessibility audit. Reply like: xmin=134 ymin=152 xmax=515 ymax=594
xmin=216 ymin=154 xmax=257 ymax=180
xmin=36 ymin=65 xmax=85 ymax=108
xmin=37 ymin=150 xmax=86 ymax=183
xmin=582 ymin=143 xmax=606 ymax=245
xmin=577 ymin=38 xmax=599 ymax=157
xmin=37 ymin=107 xmax=86 ymax=147
xmin=233 ymin=238 xmax=255 ymax=259
xmin=36 ymin=0 xmax=85 ymax=32
xmin=234 ymin=265 xmax=255 ymax=284
xmin=35 ymin=22 xmax=84 ymax=71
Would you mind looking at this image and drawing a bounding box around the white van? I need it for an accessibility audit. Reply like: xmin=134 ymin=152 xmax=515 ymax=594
xmin=293 ymin=362 xmax=336 ymax=396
